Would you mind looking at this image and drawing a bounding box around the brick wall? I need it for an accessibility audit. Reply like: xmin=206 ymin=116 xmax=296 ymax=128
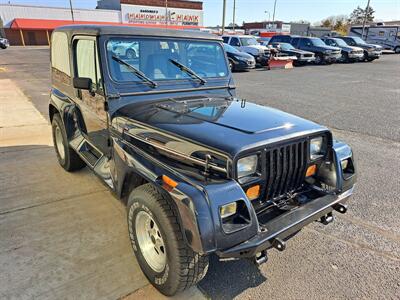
xmin=121 ymin=0 xmax=202 ymax=10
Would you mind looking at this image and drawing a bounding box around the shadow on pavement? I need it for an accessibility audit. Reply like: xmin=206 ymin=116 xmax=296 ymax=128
xmin=198 ymin=254 xmax=267 ymax=300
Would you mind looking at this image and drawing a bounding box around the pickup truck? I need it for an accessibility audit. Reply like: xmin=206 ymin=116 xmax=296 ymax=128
xmin=49 ymin=25 xmax=356 ymax=296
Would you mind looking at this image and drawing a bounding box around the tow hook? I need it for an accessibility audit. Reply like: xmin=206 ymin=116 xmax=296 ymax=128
xmin=254 ymin=251 xmax=268 ymax=266
xmin=320 ymin=212 xmax=334 ymax=225
xmin=272 ymin=237 xmax=286 ymax=252
xmin=333 ymin=203 xmax=348 ymax=214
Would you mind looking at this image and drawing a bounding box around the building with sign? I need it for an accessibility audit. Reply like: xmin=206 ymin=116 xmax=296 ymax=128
xmin=0 ymin=0 xmax=203 ymax=46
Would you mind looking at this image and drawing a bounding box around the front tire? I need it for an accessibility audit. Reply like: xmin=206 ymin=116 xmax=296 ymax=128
xmin=315 ymin=54 xmax=324 ymax=65
xmin=127 ymin=184 xmax=209 ymax=296
xmin=51 ymin=114 xmax=86 ymax=172
xmin=394 ymin=46 xmax=400 ymax=54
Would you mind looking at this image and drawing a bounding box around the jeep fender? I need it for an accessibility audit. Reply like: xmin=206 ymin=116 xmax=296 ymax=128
xmin=112 ymin=139 xmax=259 ymax=254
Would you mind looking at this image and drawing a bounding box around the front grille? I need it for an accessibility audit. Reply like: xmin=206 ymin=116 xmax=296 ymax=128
xmin=303 ymin=54 xmax=312 ymax=58
xmin=264 ymin=140 xmax=309 ymax=201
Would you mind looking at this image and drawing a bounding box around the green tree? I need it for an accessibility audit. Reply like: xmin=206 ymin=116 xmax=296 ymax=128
xmin=348 ymin=6 xmax=375 ymax=24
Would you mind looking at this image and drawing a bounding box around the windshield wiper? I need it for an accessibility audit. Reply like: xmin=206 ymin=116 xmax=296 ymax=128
xmin=168 ymin=59 xmax=207 ymax=85
xmin=111 ymin=55 xmax=157 ymax=88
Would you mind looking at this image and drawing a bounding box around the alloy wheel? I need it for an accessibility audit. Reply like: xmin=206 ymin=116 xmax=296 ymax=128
xmin=135 ymin=211 xmax=167 ymax=272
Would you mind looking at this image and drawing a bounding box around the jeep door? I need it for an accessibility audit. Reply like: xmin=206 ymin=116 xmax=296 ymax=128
xmin=72 ymin=36 xmax=109 ymax=154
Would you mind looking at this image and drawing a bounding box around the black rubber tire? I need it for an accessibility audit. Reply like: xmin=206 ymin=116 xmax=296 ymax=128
xmin=228 ymin=59 xmax=234 ymax=71
xmin=127 ymin=184 xmax=209 ymax=296
xmin=315 ymin=54 xmax=324 ymax=65
xmin=343 ymin=52 xmax=349 ymax=63
xmin=51 ymin=114 xmax=86 ymax=172
xmin=394 ymin=46 xmax=400 ymax=54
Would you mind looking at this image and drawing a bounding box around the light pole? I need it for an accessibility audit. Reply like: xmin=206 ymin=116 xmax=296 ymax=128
xmin=264 ymin=10 xmax=270 ymax=29
xmin=272 ymin=0 xmax=277 ymax=22
xmin=232 ymin=0 xmax=236 ymax=31
xmin=222 ymin=0 xmax=227 ymax=34
xmin=165 ymin=0 xmax=168 ymax=28
xmin=361 ymin=0 xmax=371 ymax=39
xmin=69 ymin=0 xmax=75 ymax=22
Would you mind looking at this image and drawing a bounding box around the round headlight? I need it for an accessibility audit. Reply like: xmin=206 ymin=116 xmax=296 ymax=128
xmin=237 ymin=155 xmax=258 ymax=178
xmin=310 ymin=137 xmax=324 ymax=160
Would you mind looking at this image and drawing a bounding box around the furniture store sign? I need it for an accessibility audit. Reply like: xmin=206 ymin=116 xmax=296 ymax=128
xmin=121 ymin=4 xmax=203 ymax=26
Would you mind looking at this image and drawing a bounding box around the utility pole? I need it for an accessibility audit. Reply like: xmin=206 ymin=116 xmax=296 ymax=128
xmin=232 ymin=0 xmax=236 ymax=31
xmin=272 ymin=0 xmax=277 ymax=22
xmin=69 ymin=0 xmax=75 ymax=22
xmin=165 ymin=0 xmax=168 ymax=28
xmin=361 ymin=0 xmax=371 ymax=39
xmin=222 ymin=0 xmax=226 ymax=34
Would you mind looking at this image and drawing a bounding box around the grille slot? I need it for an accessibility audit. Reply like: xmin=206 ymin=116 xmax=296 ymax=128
xmin=264 ymin=140 xmax=309 ymax=200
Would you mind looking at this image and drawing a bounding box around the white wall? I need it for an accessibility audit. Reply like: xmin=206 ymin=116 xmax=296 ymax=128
xmin=0 ymin=4 xmax=121 ymax=28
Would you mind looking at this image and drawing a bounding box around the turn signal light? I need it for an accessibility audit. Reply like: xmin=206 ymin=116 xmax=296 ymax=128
xmin=162 ymin=175 xmax=178 ymax=188
xmin=306 ymin=165 xmax=317 ymax=177
xmin=246 ymin=185 xmax=260 ymax=200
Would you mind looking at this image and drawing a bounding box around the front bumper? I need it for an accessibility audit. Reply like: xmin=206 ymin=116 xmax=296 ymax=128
xmin=324 ymin=53 xmax=342 ymax=62
xmin=367 ymin=51 xmax=382 ymax=58
xmin=234 ymin=59 xmax=256 ymax=70
xmin=348 ymin=52 xmax=364 ymax=59
xmin=297 ymin=55 xmax=315 ymax=63
xmin=217 ymin=187 xmax=353 ymax=259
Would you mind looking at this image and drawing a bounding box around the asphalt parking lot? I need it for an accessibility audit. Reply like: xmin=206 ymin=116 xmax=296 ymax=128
xmin=1 ymin=47 xmax=399 ymax=299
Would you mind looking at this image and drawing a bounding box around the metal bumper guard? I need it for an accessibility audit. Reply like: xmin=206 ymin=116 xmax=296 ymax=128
xmin=218 ymin=187 xmax=353 ymax=258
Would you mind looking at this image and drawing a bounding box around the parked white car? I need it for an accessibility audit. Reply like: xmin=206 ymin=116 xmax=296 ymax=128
xmin=222 ymin=35 xmax=271 ymax=66
xmin=108 ymin=41 xmax=138 ymax=59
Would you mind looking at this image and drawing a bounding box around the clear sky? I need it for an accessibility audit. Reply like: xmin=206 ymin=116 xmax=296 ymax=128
xmin=1 ymin=0 xmax=399 ymax=26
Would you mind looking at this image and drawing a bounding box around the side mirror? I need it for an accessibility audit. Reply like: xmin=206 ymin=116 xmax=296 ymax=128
xmin=73 ymin=77 xmax=92 ymax=90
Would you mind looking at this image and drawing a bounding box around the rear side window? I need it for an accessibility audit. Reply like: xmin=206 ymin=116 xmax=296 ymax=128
xmin=51 ymin=32 xmax=70 ymax=76
xmin=229 ymin=37 xmax=240 ymax=47
xmin=222 ymin=36 xmax=229 ymax=43
xmin=299 ymin=38 xmax=312 ymax=47
xmin=291 ymin=38 xmax=299 ymax=46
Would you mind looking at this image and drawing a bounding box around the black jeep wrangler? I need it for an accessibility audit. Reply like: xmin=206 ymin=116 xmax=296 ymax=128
xmin=49 ymin=25 xmax=356 ymax=296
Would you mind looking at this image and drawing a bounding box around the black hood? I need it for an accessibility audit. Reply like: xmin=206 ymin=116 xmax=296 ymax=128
xmin=114 ymin=96 xmax=327 ymax=157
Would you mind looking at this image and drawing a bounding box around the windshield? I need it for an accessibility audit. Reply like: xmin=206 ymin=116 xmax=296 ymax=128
xmin=240 ymin=37 xmax=259 ymax=46
xmin=223 ymin=43 xmax=241 ymax=53
xmin=351 ymin=36 xmax=367 ymax=44
xmin=332 ymin=38 xmax=348 ymax=47
xmin=107 ymin=38 xmax=228 ymax=83
xmin=280 ymin=43 xmax=295 ymax=50
xmin=310 ymin=38 xmax=327 ymax=47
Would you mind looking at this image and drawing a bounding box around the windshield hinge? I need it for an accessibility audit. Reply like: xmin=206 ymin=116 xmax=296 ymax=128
xmin=107 ymin=93 xmax=120 ymax=101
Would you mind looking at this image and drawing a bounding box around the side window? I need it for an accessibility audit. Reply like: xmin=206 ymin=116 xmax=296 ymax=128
xmin=51 ymin=32 xmax=70 ymax=76
xmin=346 ymin=38 xmax=355 ymax=46
xmin=229 ymin=37 xmax=240 ymax=47
xmin=75 ymin=39 xmax=101 ymax=90
xmin=290 ymin=38 xmax=298 ymax=46
xmin=222 ymin=36 xmax=229 ymax=43
xmin=299 ymin=39 xmax=310 ymax=47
